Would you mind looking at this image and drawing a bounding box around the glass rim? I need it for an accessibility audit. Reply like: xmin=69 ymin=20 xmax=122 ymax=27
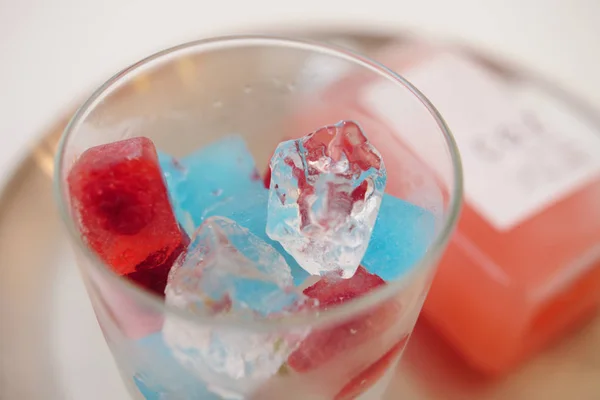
xmin=54 ymin=34 xmax=464 ymax=332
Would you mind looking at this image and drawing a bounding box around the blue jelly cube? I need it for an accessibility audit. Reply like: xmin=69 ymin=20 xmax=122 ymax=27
xmin=158 ymin=135 xmax=264 ymax=234
xmin=133 ymin=332 xmax=220 ymax=399
xmin=361 ymin=194 xmax=436 ymax=281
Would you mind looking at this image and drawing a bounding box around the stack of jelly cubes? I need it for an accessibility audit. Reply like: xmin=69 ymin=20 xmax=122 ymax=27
xmin=67 ymin=120 xmax=435 ymax=399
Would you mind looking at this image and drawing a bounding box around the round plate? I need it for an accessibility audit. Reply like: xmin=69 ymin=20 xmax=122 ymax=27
xmin=1 ymin=31 xmax=599 ymax=400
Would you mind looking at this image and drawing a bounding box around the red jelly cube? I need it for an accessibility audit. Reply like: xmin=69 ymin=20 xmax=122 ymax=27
xmin=126 ymin=232 xmax=189 ymax=296
xmin=263 ymin=167 xmax=271 ymax=189
xmin=67 ymin=137 xmax=187 ymax=289
xmin=334 ymin=335 xmax=408 ymax=400
xmin=302 ymin=265 xmax=386 ymax=308
xmin=288 ymin=266 xmax=401 ymax=372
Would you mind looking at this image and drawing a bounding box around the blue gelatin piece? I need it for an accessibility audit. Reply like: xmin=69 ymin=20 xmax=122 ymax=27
xmin=158 ymin=135 xmax=264 ymax=234
xmin=133 ymin=332 xmax=220 ymax=399
xmin=361 ymin=194 xmax=436 ymax=281
xmin=133 ymin=375 xmax=161 ymax=400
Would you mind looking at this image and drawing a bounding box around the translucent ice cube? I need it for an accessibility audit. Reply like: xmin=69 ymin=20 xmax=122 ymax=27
xmin=163 ymin=216 xmax=309 ymax=398
xmin=201 ymin=189 xmax=309 ymax=286
xmin=266 ymin=120 xmax=386 ymax=278
xmin=165 ymin=216 xmax=302 ymax=314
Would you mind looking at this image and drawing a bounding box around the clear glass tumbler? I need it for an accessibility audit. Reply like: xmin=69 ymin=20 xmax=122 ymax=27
xmin=54 ymin=36 xmax=462 ymax=399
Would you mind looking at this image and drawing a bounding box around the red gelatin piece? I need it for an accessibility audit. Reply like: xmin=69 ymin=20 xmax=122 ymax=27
xmin=334 ymin=335 xmax=409 ymax=400
xmin=263 ymin=167 xmax=272 ymax=189
xmin=126 ymin=231 xmax=189 ymax=296
xmin=288 ymin=266 xmax=400 ymax=372
xmin=303 ymin=265 xmax=385 ymax=307
xmin=263 ymin=141 xmax=285 ymax=189
xmin=68 ymin=137 xmax=187 ymax=277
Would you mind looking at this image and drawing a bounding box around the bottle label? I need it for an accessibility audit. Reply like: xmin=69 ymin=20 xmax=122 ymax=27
xmin=363 ymin=52 xmax=600 ymax=230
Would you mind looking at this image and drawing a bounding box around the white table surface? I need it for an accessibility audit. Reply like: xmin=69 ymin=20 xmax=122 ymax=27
xmin=1 ymin=0 xmax=599 ymax=188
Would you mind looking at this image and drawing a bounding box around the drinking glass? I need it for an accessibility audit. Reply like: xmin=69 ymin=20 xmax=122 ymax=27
xmin=55 ymin=36 xmax=462 ymax=399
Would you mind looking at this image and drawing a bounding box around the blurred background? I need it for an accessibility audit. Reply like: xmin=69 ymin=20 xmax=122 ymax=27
xmin=1 ymin=1 xmax=600 ymax=399
xmin=2 ymin=0 xmax=600 ymax=184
